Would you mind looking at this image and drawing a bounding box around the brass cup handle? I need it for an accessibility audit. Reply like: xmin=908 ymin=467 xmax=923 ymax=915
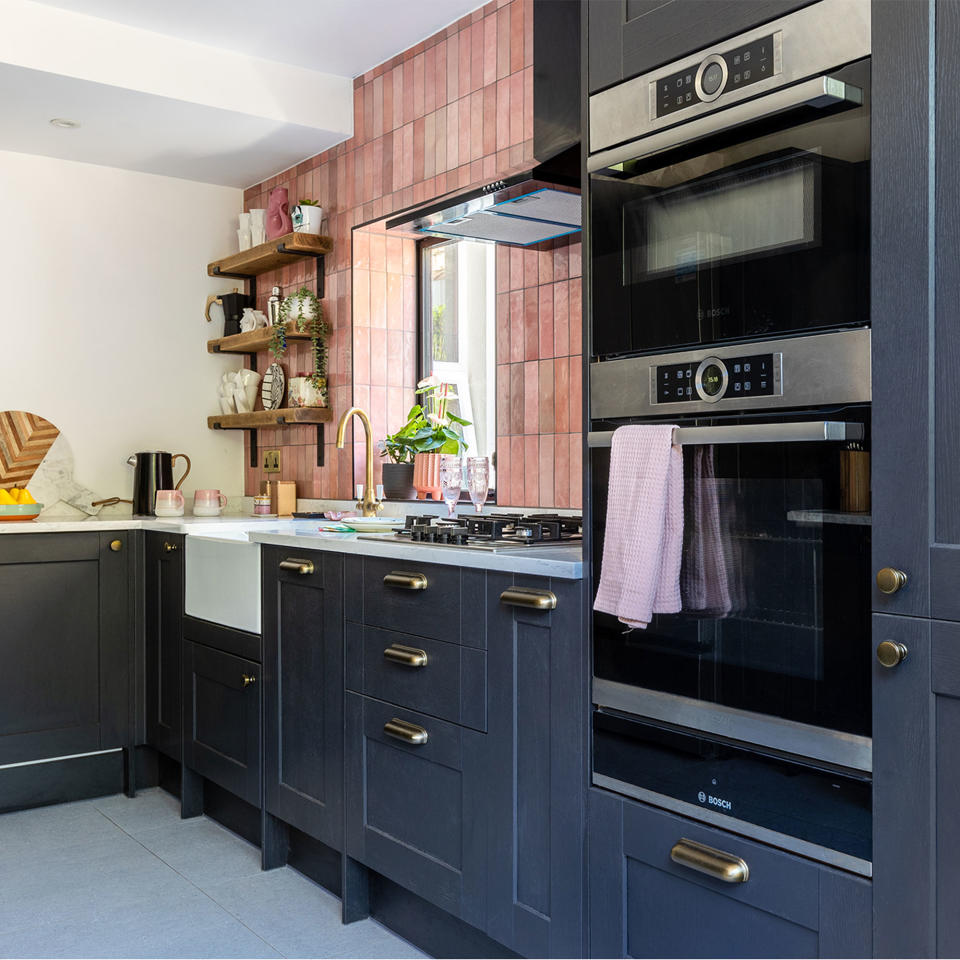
xmin=876 ymin=567 xmax=908 ymax=595
xmin=163 ymin=541 xmax=179 ymax=553
xmin=280 ymin=558 xmax=315 ymax=575
xmin=241 ymin=674 xmax=257 ymax=687
xmin=500 ymin=586 xmax=557 ymax=611
xmin=383 ymin=571 xmax=428 ymax=591
xmin=383 ymin=718 xmax=429 ymax=745
xmin=109 ymin=539 xmax=123 ymax=552
xmin=877 ymin=640 xmax=909 ymax=668
xmin=383 ymin=644 xmax=428 ymax=668
xmin=670 ymin=838 xmax=749 ymax=884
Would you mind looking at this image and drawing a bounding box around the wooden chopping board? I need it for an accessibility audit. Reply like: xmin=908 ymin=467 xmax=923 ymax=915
xmin=0 ymin=411 xmax=60 ymax=489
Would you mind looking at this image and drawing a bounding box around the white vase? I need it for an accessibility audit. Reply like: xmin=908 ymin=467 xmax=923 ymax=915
xmin=249 ymin=208 xmax=266 ymax=245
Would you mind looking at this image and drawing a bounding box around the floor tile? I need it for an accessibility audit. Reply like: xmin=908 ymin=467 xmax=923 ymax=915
xmin=93 ymin=788 xmax=182 ymax=839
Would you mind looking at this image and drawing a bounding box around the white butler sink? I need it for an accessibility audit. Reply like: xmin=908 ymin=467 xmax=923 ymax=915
xmin=184 ymin=534 xmax=262 ymax=633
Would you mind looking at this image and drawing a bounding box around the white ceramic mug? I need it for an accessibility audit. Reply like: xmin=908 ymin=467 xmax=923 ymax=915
xmin=194 ymin=489 xmax=227 ymax=517
xmin=155 ymin=489 xmax=184 ymax=517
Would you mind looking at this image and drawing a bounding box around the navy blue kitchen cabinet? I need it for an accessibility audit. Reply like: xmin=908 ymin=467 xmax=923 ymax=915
xmin=144 ymin=532 xmax=183 ymax=761
xmin=0 ymin=532 xmax=132 ymax=784
xmin=261 ymin=546 xmax=344 ymax=853
xmin=181 ymin=618 xmax=261 ymax=809
xmin=588 ymin=790 xmax=871 ymax=959
xmin=343 ymin=556 xmax=587 ymax=958
xmin=587 ymin=0 xmax=812 ymax=94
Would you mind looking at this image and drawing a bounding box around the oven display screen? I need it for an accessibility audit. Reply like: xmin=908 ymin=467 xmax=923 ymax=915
xmin=701 ymin=364 xmax=724 ymax=396
xmin=655 ymin=354 xmax=777 ymax=403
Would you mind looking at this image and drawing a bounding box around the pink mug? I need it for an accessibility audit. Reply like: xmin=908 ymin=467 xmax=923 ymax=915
xmin=194 ymin=489 xmax=227 ymax=516
xmin=155 ymin=489 xmax=184 ymax=517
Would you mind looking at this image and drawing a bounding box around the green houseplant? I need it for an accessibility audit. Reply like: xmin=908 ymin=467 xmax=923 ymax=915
xmin=378 ymin=377 xmax=470 ymax=500
xmin=268 ymin=286 xmax=329 ymax=405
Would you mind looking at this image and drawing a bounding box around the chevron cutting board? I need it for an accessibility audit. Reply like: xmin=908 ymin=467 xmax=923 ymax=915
xmin=0 ymin=412 xmax=60 ymax=489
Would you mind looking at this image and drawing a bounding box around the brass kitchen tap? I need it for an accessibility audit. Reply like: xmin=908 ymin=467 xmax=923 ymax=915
xmin=335 ymin=406 xmax=383 ymax=517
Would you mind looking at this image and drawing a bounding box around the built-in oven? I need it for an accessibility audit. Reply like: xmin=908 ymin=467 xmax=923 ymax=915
xmin=589 ymin=330 xmax=873 ymax=875
xmin=588 ymin=0 xmax=870 ymax=360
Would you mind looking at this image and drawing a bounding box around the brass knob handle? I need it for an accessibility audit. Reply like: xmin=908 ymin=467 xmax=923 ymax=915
xmin=280 ymin=558 xmax=314 ymax=575
xmin=670 ymin=838 xmax=749 ymax=884
xmin=109 ymin=539 xmax=123 ymax=552
xmin=383 ymin=571 xmax=428 ymax=591
xmin=876 ymin=567 xmax=908 ymax=595
xmin=383 ymin=718 xmax=429 ymax=745
xmin=383 ymin=644 xmax=428 ymax=668
xmin=163 ymin=541 xmax=179 ymax=553
xmin=500 ymin=586 xmax=557 ymax=611
xmin=877 ymin=641 xmax=909 ymax=668
xmin=241 ymin=674 xmax=257 ymax=687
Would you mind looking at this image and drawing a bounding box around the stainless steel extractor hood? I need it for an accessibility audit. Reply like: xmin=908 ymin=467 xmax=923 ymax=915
xmin=386 ymin=0 xmax=581 ymax=246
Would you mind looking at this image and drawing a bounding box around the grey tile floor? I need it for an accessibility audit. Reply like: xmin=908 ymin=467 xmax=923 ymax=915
xmin=0 ymin=788 xmax=428 ymax=960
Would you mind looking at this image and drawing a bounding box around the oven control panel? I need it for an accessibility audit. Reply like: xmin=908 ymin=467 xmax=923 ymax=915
xmin=654 ymin=352 xmax=782 ymax=404
xmin=656 ymin=32 xmax=778 ymax=119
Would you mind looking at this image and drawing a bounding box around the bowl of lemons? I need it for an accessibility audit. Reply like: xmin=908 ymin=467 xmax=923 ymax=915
xmin=0 ymin=487 xmax=42 ymax=521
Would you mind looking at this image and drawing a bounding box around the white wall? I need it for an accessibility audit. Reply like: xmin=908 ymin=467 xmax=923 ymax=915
xmin=0 ymin=150 xmax=245 ymax=502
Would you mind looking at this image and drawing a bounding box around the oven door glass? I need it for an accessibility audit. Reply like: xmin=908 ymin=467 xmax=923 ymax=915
xmin=591 ymin=410 xmax=871 ymax=770
xmin=590 ymin=59 xmax=869 ymax=359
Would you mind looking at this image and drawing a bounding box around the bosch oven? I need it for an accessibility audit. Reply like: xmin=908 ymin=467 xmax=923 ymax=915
xmin=587 ymin=0 xmax=873 ymax=877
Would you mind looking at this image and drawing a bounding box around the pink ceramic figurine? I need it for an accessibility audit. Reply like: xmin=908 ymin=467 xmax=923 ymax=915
xmin=265 ymin=187 xmax=292 ymax=239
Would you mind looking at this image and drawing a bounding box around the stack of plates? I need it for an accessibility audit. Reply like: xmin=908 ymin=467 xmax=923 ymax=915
xmin=342 ymin=517 xmax=406 ymax=533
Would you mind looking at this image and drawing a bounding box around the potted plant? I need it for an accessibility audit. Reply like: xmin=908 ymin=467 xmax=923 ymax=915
xmin=412 ymin=377 xmax=470 ymax=499
xmin=292 ymin=199 xmax=324 ymax=234
xmin=269 ymin=286 xmax=329 ymax=406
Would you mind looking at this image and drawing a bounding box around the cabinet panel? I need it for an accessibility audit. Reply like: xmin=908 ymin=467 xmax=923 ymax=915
xmin=262 ymin=548 xmax=343 ymax=850
xmin=145 ymin=532 xmax=183 ymax=760
xmin=182 ymin=640 xmax=260 ymax=807
xmin=345 ymin=692 xmax=487 ymax=924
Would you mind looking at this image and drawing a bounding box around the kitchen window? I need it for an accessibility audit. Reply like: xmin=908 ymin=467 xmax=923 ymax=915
xmin=420 ymin=238 xmax=497 ymax=486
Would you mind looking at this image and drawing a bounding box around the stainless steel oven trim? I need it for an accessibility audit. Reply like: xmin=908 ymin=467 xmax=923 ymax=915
xmin=593 ymin=678 xmax=873 ymax=772
xmin=588 ymin=420 xmax=864 ymax=448
xmin=591 ymin=328 xmax=871 ymax=419
xmin=590 ymin=75 xmax=862 ymax=172
xmin=589 ymin=0 xmax=870 ymax=155
xmin=592 ymin=773 xmax=872 ymax=878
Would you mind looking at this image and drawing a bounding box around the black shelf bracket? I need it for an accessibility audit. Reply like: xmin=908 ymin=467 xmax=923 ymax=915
xmin=317 ymin=424 xmax=325 ymax=466
xmin=212 ymin=421 xmax=258 ymax=467
xmin=212 ymin=266 xmax=258 ymax=303
xmin=275 ymin=244 xmax=326 ymax=299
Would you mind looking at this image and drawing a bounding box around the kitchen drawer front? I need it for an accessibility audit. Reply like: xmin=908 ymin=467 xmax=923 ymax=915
xmin=270 ymin=548 xmax=326 ymax=589
xmin=344 ymin=692 xmax=487 ymax=924
xmin=346 ymin=623 xmax=486 ymax=732
xmin=182 ymin=641 xmax=260 ymax=807
xmin=589 ymin=789 xmax=872 ymax=959
xmin=357 ymin=556 xmax=464 ymax=644
xmin=182 ymin=615 xmax=260 ymax=663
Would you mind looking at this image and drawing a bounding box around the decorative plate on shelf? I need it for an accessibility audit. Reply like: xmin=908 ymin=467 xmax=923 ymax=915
xmin=261 ymin=363 xmax=285 ymax=410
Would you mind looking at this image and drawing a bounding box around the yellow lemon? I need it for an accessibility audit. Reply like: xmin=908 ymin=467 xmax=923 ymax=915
xmin=0 ymin=489 xmax=16 ymax=505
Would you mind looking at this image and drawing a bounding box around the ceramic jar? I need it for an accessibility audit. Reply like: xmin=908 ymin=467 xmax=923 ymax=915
xmin=413 ymin=452 xmax=443 ymax=500
xmin=265 ymin=187 xmax=292 ymax=240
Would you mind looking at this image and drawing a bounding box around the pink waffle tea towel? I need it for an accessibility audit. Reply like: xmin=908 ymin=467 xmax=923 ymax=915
xmin=593 ymin=424 xmax=683 ymax=629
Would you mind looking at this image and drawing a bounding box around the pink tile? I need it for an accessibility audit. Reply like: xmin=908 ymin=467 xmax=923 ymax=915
xmin=554 ymin=434 xmax=570 ymax=508
xmin=435 ymin=40 xmax=447 ymax=114
xmin=510 ymin=435 xmax=525 ymax=506
xmin=470 ymin=89 xmax=484 ymax=162
xmin=483 ymin=12 xmax=498 ymax=85
xmin=539 ymin=245 xmax=555 ymax=285
xmin=523 ymin=66 xmax=534 ymax=143
xmin=523 ymin=287 xmax=538 ymax=361
xmin=458 ymin=100 xmax=471 ymax=169
xmin=538 ymin=433 xmax=554 ymax=508
xmin=403 ymin=57 xmax=415 ymax=124
xmin=538 ymin=284 xmax=554 ymax=359
xmin=352 ymin=268 xmax=370 ymax=326
xmin=510 ymin=362 xmax=525 ymax=434
xmin=568 ymin=278 xmax=582 ymax=356
xmin=459 ymin=27 xmax=472 ymax=98
xmin=508 ymin=71 xmax=524 ymax=148
xmin=523 ymin=247 xmax=538 ymax=288
xmin=386 ymin=236 xmax=404 ymax=274
xmin=497 ymin=364 xmax=511 ymax=436
xmin=569 ymin=239 xmax=582 ymax=278
xmin=553 ymin=280 xmax=569 ymax=358
xmin=413 ymin=51 xmax=425 ymax=119
xmin=496 ymin=5 xmax=511 ymax=80
xmin=353 ymin=231 xmax=370 ymax=270
xmin=523 ymin=361 xmax=539 ymax=435
xmin=470 ymin=20 xmax=484 ymax=90
xmin=353 ymin=325 xmax=371 ymax=385
xmin=509 ymin=291 xmax=524 ymax=362
xmin=496 ymin=292 xmax=511 ymax=364
xmin=387 ymin=329 xmax=404 ymax=386
xmin=570 ymin=432 xmax=583 ymax=508
xmin=369 ymin=271 xmax=387 ymax=328
xmin=509 ymin=246 xmax=524 ymax=290
xmin=509 ymin=0 xmax=524 ymax=74
xmin=569 ymin=357 xmax=582 ymax=433
xmin=424 ymin=46 xmax=436 ymax=115
xmin=554 ymin=357 xmax=570 ymax=433
xmin=496 ymin=245 xmax=510 ymax=293
xmin=413 ymin=116 xmax=426 ymax=184
xmin=523 ymin=435 xmax=539 ymax=506
xmin=387 ymin=273 xmax=403 ymax=328
xmin=482 ymin=84 xmax=497 ymax=157
xmin=496 ymin=77 xmax=510 ymax=153
xmin=447 ymin=35 xmax=459 ymax=104
xmin=369 ymin=234 xmax=386 ymax=272
xmin=538 ymin=359 xmax=555 ymax=434
xmin=403 ymin=238 xmax=416 ymax=277
xmin=497 ymin=437 xmax=511 ymax=501
xmin=447 ymin=99 xmax=460 ymax=170
xmin=403 ymin=332 xmax=417 ymax=385
xmin=403 ymin=276 xmax=417 ymax=331
xmin=402 ymin=123 xmax=415 ymax=188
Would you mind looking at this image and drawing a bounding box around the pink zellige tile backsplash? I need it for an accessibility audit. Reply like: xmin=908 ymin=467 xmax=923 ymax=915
xmin=240 ymin=0 xmax=581 ymax=510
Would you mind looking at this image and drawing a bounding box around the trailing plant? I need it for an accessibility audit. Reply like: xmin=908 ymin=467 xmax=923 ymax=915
xmin=270 ymin=286 xmax=330 ymax=402
xmin=379 ymin=377 xmax=470 ymax=462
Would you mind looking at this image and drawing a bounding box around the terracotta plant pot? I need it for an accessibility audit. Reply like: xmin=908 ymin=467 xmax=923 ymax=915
xmin=382 ymin=461 xmax=416 ymax=500
xmin=413 ymin=452 xmax=443 ymax=500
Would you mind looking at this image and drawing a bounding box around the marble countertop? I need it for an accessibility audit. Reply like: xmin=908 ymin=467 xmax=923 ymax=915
xmin=0 ymin=515 xmax=584 ymax=578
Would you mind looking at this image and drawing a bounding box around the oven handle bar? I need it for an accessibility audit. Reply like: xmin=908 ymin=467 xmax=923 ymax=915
xmin=587 ymin=420 xmax=864 ymax=448
xmin=588 ymin=75 xmax=862 ymax=173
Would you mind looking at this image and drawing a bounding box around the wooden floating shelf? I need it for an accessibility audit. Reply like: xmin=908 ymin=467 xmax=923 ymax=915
xmin=208 ymin=232 xmax=333 ymax=279
xmin=207 ymin=407 xmax=333 ymax=430
xmin=207 ymin=322 xmax=310 ymax=356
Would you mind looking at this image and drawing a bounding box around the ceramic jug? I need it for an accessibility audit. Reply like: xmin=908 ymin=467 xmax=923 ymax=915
xmin=266 ymin=187 xmax=292 ymax=240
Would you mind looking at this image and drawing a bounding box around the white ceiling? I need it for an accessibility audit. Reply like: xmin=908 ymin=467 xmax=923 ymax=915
xmin=0 ymin=0 xmax=485 ymax=187
xmin=29 ymin=0 xmax=486 ymax=77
